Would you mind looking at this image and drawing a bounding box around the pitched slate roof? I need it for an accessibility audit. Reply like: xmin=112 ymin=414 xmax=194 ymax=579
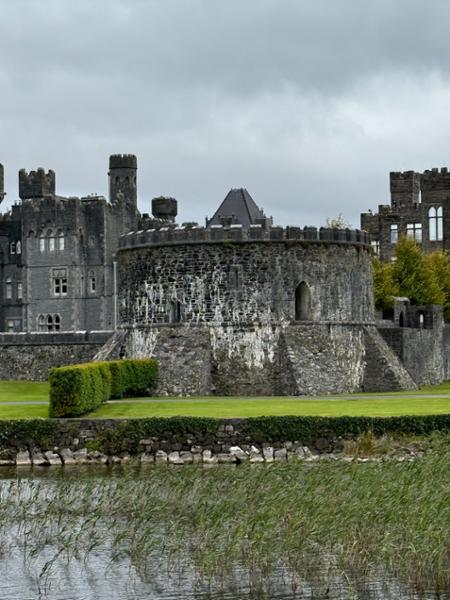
xmin=207 ymin=188 xmax=266 ymax=228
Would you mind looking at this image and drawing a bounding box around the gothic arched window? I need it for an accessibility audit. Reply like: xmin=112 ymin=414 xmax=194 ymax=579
xmin=38 ymin=314 xmax=46 ymax=331
xmin=429 ymin=206 xmax=443 ymax=241
xmin=58 ymin=231 xmax=65 ymax=251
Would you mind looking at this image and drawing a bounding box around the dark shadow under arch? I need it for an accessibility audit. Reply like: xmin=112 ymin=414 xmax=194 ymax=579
xmin=399 ymin=312 xmax=405 ymax=327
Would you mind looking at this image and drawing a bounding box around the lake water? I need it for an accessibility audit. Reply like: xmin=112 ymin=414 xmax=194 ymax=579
xmin=0 ymin=467 xmax=447 ymax=600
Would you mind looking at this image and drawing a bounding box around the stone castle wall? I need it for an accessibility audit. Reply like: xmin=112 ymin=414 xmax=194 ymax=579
xmin=118 ymin=236 xmax=374 ymax=327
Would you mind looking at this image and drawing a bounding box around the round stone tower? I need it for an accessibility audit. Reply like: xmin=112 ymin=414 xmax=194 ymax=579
xmin=109 ymin=154 xmax=137 ymax=205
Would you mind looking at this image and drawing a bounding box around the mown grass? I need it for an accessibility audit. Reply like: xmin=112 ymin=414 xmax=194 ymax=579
xmin=0 ymin=444 xmax=448 ymax=597
xmin=0 ymin=379 xmax=449 ymax=420
xmin=90 ymin=396 xmax=450 ymax=418
xmin=0 ymin=381 xmax=49 ymax=403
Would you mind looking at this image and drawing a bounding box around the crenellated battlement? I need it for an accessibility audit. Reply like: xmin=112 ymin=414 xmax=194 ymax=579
xmin=109 ymin=154 xmax=137 ymax=170
xmin=118 ymin=224 xmax=370 ymax=250
xmin=19 ymin=168 xmax=55 ymax=199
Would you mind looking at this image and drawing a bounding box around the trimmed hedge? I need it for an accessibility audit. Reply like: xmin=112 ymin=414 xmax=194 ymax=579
xmin=49 ymin=359 xmax=158 ymax=418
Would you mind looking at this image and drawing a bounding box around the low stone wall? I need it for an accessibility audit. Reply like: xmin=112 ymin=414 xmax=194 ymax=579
xmin=379 ymin=326 xmax=444 ymax=386
xmin=1 ymin=415 xmax=448 ymax=467
xmin=0 ymin=331 xmax=112 ymax=381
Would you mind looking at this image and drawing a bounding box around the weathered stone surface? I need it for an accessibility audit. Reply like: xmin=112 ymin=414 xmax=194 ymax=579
xmin=180 ymin=451 xmax=193 ymax=464
xmin=32 ymin=451 xmax=49 ymax=466
xmin=274 ymin=448 xmax=287 ymax=461
xmin=16 ymin=451 xmax=31 ymax=466
xmin=44 ymin=451 xmax=62 ymax=465
xmin=155 ymin=450 xmax=168 ymax=464
xmin=202 ymin=450 xmax=218 ymax=464
xmin=168 ymin=451 xmax=184 ymax=465
xmin=73 ymin=448 xmax=89 ymax=464
xmin=59 ymin=448 xmax=76 ymax=465
xmin=263 ymin=447 xmax=274 ymax=462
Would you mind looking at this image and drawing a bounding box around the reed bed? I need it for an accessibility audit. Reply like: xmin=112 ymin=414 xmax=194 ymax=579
xmin=0 ymin=443 xmax=449 ymax=599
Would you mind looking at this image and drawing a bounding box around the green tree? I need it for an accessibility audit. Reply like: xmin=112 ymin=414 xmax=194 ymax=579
xmin=391 ymin=237 xmax=444 ymax=305
xmin=373 ymin=258 xmax=397 ymax=311
xmin=425 ymin=250 xmax=450 ymax=320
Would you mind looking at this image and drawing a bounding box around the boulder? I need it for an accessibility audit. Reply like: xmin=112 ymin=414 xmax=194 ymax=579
xmin=44 ymin=451 xmax=62 ymax=466
xmin=168 ymin=452 xmax=184 ymax=465
xmin=16 ymin=450 xmax=32 ymax=466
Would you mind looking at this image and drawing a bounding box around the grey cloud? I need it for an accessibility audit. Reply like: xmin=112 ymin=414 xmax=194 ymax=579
xmin=1 ymin=0 xmax=450 ymax=228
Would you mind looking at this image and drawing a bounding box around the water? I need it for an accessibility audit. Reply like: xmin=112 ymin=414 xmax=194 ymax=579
xmin=0 ymin=467 xmax=446 ymax=600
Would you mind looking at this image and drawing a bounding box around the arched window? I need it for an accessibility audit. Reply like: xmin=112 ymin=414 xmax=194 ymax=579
xmin=16 ymin=241 xmax=21 ymax=254
xmin=170 ymin=300 xmax=182 ymax=324
xmin=39 ymin=233 xmax=46 ymax=252
xmin=47 ymin=314 xmax=53 ymax=331
xmin=58 ymin=231 xmax=65 ymax=251
xmin=429 ymin=206 xmax=443 ymax=241
xmin=295 ymin=282 xmax=312 ymax=321
xmin=418 ymin=312 xmax=425 ymax=329
xmin=48 ymin=230 xmax=55 ymax=252
xmin=9 ymin=242 xmax=15 ymax=254
xmin=38 ymin=314 xmax=46 ymax=331
xmin=5 ymin=277 xmax=12 ymax=300
xmin=54 ymin=314 xmax=61 ymax=331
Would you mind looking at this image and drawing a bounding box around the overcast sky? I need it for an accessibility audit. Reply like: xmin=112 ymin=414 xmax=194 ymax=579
xmin=1 ymin=0 xmax=450 ymax=227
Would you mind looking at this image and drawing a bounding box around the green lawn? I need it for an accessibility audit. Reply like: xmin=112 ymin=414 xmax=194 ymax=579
xmin=89 ymin=396 xmax=450 ymax=418
xmin=0 ymin=380 xmax=449 ymax=420
xmin=0 ymin=381 xmax=49 ymax=402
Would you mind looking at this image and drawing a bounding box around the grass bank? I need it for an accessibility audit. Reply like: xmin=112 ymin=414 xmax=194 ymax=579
xmin=1 ymin=445 xmax=449 ymax=597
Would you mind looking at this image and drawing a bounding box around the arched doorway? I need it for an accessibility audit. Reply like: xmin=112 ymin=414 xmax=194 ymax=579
xmin=295 ymin=282 xmax=312 ymax=321
xmin=399 ymin=312 xmax=404 ymax=327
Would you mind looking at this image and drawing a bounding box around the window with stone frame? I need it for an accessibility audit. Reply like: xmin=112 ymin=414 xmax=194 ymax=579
xmin=406 ymin=223 xmax=422 ymax=243
xmin=17 ymin=282 xmax=23 ymax=300
xmin=58 ymin=231 xmax=65 ymax=251
xmin=39 ymin=233 xmax=46 ymax=252
xmin=429 ymin=207 xmax=443 ymax=241
xmin=390 ymin=224 xmax=398 ymax=244
xmin=9 ymin=242 xmax=15 ymax=254
xmin=371 ymin=240 xmax=380 ymax=255
xmin=16 ymin=240 xmax=21 ymax=254
xmin=52 ymin=268 xmax=68 ymax=297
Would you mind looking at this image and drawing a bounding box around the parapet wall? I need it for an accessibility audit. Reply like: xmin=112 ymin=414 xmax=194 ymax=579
xmin=118 ymin=225 xmax=371 ymax=250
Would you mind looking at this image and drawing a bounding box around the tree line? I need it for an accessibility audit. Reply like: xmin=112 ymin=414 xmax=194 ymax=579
xmin=373 ymin=237 xmax=450 ymax=320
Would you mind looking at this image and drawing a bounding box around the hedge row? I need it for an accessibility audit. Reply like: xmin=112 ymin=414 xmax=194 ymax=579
xmin=49 ymin=359 xmax=158 ymax=418
xmin=0 ymin=414 xmax=449 ymax=454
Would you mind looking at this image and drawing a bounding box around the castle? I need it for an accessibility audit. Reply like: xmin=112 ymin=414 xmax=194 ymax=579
xmin=361 ymin=168 xmax=450 ymax=261
xmin=0 ymin=154 xmax=448 ymax=395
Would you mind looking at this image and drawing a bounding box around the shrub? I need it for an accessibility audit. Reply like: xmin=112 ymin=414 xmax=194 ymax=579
xmin=49 ymin=359 xmax=158 ymax=418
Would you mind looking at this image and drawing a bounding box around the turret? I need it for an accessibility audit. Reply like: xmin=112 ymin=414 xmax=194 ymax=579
xmin=18 ymin=168 xmax=55 ymax=200
xmin=390 ymin=171 xmax=420 ymax=208
xmin=152 ymin=197 xmax=178 ymax=222
xmin=109 ymin=154 xmax=137 ymax=206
